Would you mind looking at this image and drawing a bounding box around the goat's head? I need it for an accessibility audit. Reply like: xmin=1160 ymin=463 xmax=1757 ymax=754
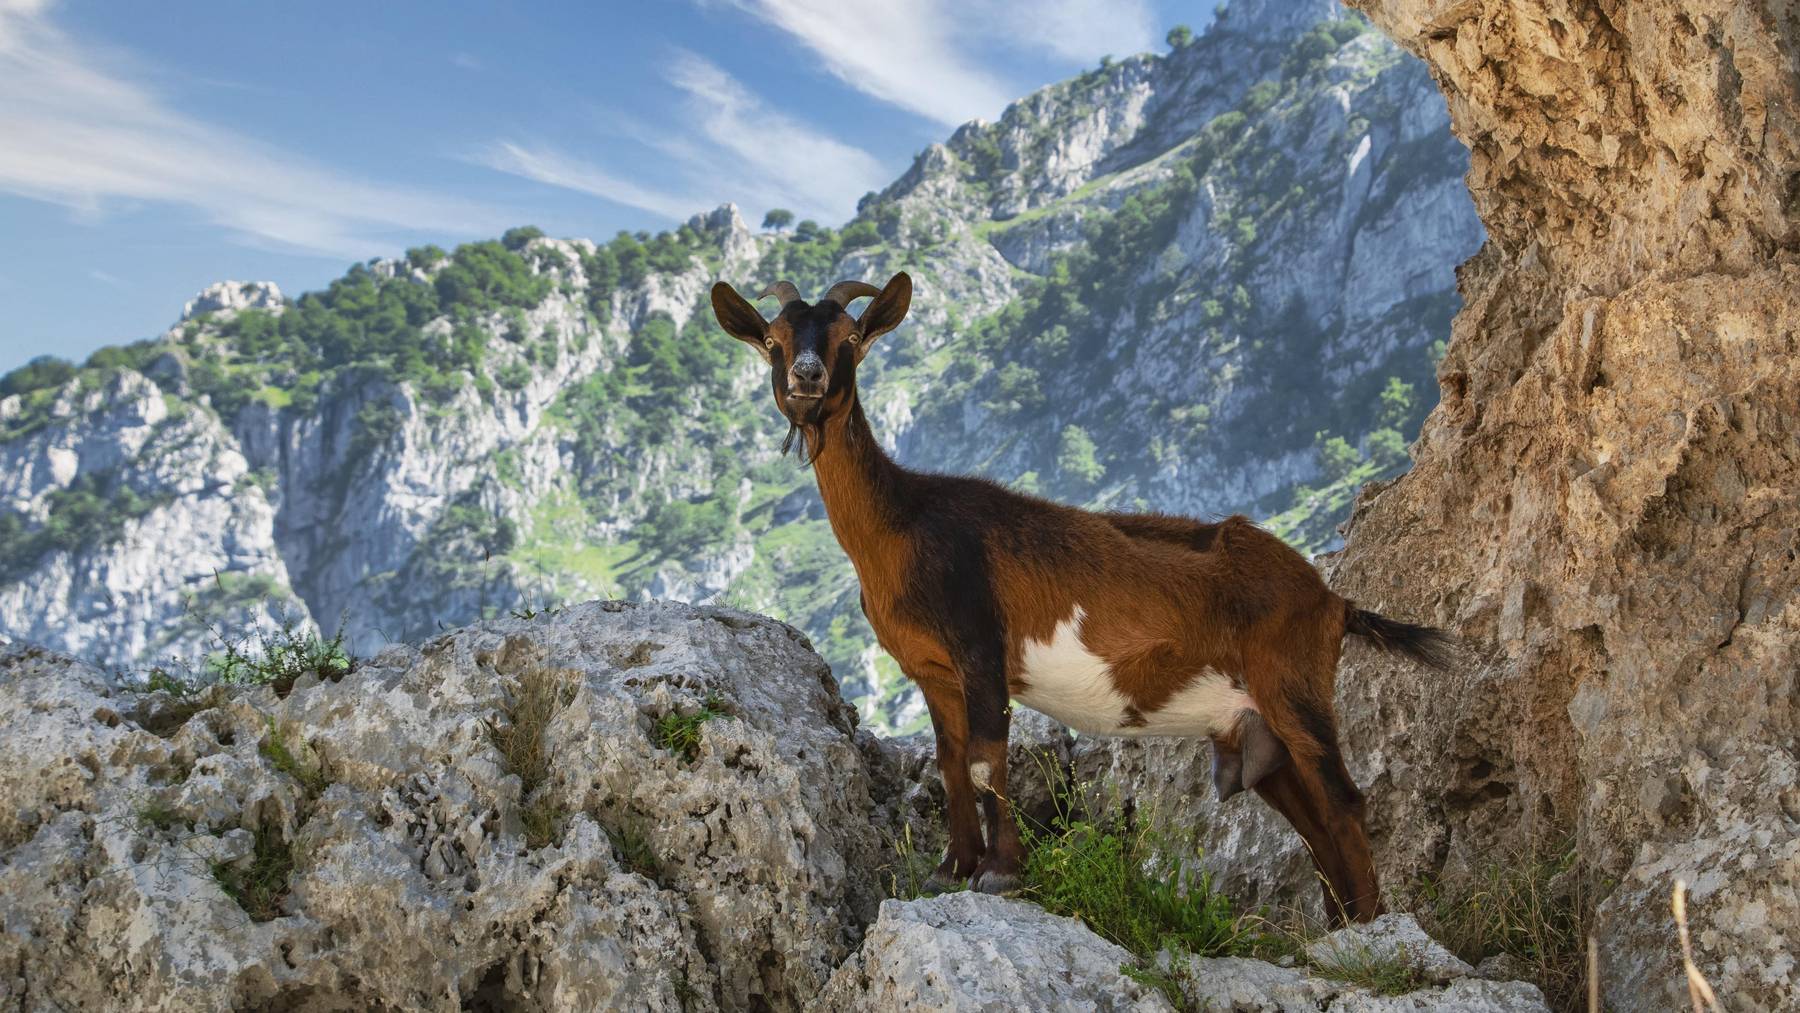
xmin=710 ymin=272 xmax=912 ymax=440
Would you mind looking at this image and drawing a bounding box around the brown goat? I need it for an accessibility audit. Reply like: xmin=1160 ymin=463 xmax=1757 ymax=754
xmin=711 ymin=272 xmax=1450 ymax=924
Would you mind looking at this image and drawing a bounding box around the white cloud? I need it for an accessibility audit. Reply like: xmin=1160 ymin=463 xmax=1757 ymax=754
xmin=725 ymin=0 xmax=1158 ymax=126
xmin=478 ymin=52 xmax=889 ymax=226
xmin=0 ymin=3 xmax=513 ymax=259
xmin=473 ymin=141 xmax=701 ymax=221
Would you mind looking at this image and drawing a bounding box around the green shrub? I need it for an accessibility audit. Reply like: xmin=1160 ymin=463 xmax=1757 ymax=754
xmin=1316 ymin=433 xmax=1361 ymax=481
xmin=652 ymin=697 xmax=727 ymax=763
xmin=1056 ymin=425 xmax=1105 ymax=488
xmin=208 ymin=619 xmax=351 ymax=696
xmin=0 ymin=356 xmax=75 ymax=397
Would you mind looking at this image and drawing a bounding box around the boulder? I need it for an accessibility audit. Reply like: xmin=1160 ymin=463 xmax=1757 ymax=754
xmin=0 ymin=601 xmax=883 ymax=1011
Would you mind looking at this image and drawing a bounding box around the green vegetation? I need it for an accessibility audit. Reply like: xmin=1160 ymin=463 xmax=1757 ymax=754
xmin=0 ymin=471 xmax=175 ymax=584
xmin=1306 ymin=939 xmax=1432 ymax=995
xmin=651 ymin=697 xmax=728 ymax=763
xmin=208 ymin=619 xmax=351 ymax=696
xmin=1166 ymin=24 xmax=1193 ymax=48
xmin=1056 ymin=425 xmax=1105 ymax=489
xmin=761 ymin=208 xmax=794 ymax=231
xmin=260 ymin=718 xmax=329 ymax=797
xmin=212 ymin=823 xmax=298 ymax=922
xmin=0 ymin=355 xmax=76 ymax=397
xmin=1021 ymin=809 xmax=1252 ymax=962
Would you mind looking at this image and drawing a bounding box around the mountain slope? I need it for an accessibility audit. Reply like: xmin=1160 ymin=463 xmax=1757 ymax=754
xmin=0 ymin=0 xmax=1482 ymax=730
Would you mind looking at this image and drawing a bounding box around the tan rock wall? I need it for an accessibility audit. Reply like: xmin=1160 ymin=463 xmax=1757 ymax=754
xmin=1331 ymin=1 xmax=1799 ymax=1007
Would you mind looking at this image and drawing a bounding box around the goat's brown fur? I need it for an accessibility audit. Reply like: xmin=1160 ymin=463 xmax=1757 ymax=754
xmin=710 ymin=272 xmax=1450 ymax=923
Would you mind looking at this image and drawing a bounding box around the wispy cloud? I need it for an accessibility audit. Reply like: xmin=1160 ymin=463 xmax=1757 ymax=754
xmin=474 ymin=141 xmax=701 ymax=221
xmin=478 ymin=51 xmax=888 ymax=225
xmin=88 ymin=268 xmax=123 ymax=287
xmin=0 ymin=2 xmax=513 ymax=259
xmin=724 ymin=0 xmax=1157 ymax=127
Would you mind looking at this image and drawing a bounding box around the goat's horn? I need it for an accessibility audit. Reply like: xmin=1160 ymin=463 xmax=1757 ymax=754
xmin=757 ymin=281 xmax=803 ymax=305
xmin=822 ymin=280 xmax=881 ymax=308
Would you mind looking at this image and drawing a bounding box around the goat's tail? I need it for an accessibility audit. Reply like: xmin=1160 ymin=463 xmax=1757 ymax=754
xmin=1342 ymin=604 xmax=1454 ymax=670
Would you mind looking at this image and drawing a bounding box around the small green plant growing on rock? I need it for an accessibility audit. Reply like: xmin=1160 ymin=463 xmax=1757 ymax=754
xmin=881 ymin=822 xmax=948 ymax=900
xmin=212 ymin=824 xmax=298 ymax=922
xmin=210 ymin=617 xmax=351 ymax=696
xmin=651 ymin=697 xmax=728 ymax=763
xmin=1306 ymin=939 xmax=1431 ymax=995
xmin=1020 ymin=809 xmax=1250 ymax=961
xmin=260 ymin=717 xmax=329 ymax=797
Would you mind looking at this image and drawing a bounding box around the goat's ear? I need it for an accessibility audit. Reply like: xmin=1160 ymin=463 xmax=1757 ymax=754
xmin=855 ymin=272 xmax=912 ymax=350
xmin=711 ymin=282 xmax=770 ymax=361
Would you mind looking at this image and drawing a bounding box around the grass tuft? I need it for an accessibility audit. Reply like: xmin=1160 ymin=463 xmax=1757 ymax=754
xmin=1307 ymin=939 xmax=1432 ymax=995
xmin=608 ymin=822 xmax=659 ymax=878
xmin=881 ymin=822 xmax=947 ymax=900
xmin=1016 ymin=775 xmax=1256 ymax=964
xmin=212 ymin=823 xmax=298 ymax=921
xmin=486 ymin=665 xmax=575 ymax=848
xmin=1420 ymin=840 xmax=1591 ymax=1011
xmin=651 ymin=697 xmax=728 ymax=763
xmin=260 ymin=717 xmax=329 ymax=797
xmin=1020 ymin=811 xmax=1252 ymax=961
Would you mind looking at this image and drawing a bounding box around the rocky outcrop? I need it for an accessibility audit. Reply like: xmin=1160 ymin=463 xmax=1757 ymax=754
xmin=812 ymin=893 xmax=1176 ymax=1012
xmin=182 ymin=280 xmax=283 ymax=321
xmin=1272 ymin=1 xmax=1794 ymax=1009
xmin=819 ymin=895 xmax=1549 ymax=1012
xmin=0 ymin=605 xmax=1561 ymax=1012
xmin=0 ymin=602 xmax=883 ymax=1011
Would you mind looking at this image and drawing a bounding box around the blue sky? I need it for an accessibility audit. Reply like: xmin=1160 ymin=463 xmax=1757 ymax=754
xmin=0 ymin=0 xmax=1220 ymax=369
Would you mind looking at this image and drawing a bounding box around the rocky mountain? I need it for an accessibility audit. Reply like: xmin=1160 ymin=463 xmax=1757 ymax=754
xmin=0 ymin=0 xmax=1482 ymax=731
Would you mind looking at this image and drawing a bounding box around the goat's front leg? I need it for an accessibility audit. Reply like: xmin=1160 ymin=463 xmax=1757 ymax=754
xmin=964 ymin=666 xmax=1025 ymax=895
xmin=918 ymin=678 xmax=984 ymax=892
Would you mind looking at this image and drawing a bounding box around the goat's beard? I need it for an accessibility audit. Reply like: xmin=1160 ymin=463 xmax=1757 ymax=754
xmin=780 ymin=419 xmax=827 ymax=465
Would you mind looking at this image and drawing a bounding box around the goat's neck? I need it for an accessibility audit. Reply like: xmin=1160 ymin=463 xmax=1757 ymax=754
xmin=810 ymin=394 xmax=909 ymax=573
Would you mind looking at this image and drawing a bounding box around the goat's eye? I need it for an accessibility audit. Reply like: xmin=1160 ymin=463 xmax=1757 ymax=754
xmin=849 ymin=331 xmax=863 ymax=345
xmin=762 ymin=336 xmax=775 ymax=350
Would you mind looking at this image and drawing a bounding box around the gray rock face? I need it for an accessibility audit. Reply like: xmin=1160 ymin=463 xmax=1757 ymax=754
xmin=182 ymin=280 xmax=284 ymax=321
xmin=812 ymin=893 xmax=1177 ymax=1012
xmin=0 ymin=601 xmax=881 ymax=1011
xmin=818 ymin=895 xmax=1547 ymax=1013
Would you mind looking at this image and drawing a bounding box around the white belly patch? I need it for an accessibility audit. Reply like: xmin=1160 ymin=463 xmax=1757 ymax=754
xmin=1012 ymin=606 xmax=1251 ymax=738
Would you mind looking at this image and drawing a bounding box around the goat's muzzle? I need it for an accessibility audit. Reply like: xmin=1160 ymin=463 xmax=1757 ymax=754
xmin=787 ymin=353 xmax=828 ymax=399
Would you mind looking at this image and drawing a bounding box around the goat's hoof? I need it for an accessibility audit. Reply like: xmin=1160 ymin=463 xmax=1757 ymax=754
xmin=972 ymin=870 xmax=1022 ymax=896
xmin=921 ymin=871 xmax=965 ymax=896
